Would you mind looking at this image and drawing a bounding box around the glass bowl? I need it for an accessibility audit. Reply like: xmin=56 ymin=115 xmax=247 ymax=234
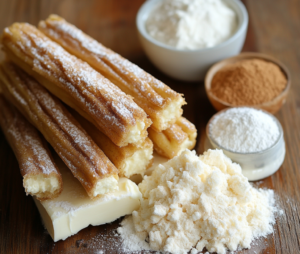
xmin=205 ymin=107 xmax=286 ymax=181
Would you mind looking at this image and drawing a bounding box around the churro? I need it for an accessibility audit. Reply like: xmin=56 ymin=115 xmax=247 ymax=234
xmin=148 ymin=117 xmax=197 ymax=158
xmin=1 ymin=22 xmax=151 ymax=147
xmin=0 ymin=62 xmax=119 ymax=199
xmin=0 ymin=94 xmax=62 ymax=200
xmin=38 ymin=15 xmax=185 ymax=132
xmin=70 ymin=108 xmax=153 ymax=178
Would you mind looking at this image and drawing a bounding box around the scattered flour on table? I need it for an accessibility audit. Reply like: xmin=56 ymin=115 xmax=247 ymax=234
xmin=117 ymin=216 xmax=152 ymax=253
xmin=117 ymin=149 xmax=282 ymax=254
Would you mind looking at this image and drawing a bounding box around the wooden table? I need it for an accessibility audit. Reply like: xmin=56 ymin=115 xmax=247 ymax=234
xmin=0 ymin=1 xmax=299 ymax=253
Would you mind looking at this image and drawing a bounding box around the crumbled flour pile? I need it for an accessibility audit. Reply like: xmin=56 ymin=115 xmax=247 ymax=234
xmin=118 ymin=149 xmax=280 ymax=254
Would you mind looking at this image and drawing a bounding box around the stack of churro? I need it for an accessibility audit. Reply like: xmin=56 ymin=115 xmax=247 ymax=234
xmin=0 ymin=62 xmax=119 ymax=199
xmin=38 ymin=15 xmax=197 ymax=159
xmin=0 ymin=15 xmax=197 ymax=202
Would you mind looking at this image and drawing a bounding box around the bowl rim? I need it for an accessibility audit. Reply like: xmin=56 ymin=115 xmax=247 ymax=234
xmin=206 ymin=106 xmax=284 ymax=155
xmin=204 ymin=52 xmax=291 ymax=109
xmin=136 ymin=0 xmax=249 ymax=53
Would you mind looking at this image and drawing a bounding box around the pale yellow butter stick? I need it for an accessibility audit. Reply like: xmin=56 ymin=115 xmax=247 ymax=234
xmin=38 ymin=15 xmax=185 ymax=132
xmin=0 ymin=95 xmax=62 ymax=200
xmin=0 ymin=62 xmax=119 ymax=199
xmin=34 ymin=155 xmax=141 ymax=242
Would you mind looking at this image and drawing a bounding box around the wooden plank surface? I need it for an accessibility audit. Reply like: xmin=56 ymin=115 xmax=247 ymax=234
xmin=0 ymin=0 xmax=299 ymax=253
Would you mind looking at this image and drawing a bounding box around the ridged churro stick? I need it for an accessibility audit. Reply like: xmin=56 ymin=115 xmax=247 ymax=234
xmin=0 ymin=94 xmax=63 ymax=201
xmin=70 ymin=108 xmax=154 ymax=178
xmin=1 ymin=22 xmax=151 ymax=147
xmin=38 ymin=15 xmax=185 ymax=132
xmin=0 ymin=62 xmax=119 ymax=199
xmin=148 ymin=117 xmax=197 ymax=159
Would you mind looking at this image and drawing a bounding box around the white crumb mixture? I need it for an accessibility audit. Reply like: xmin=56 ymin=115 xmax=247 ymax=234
xmin=146 ymin=0 xmax=237 ymax=50
xmin=118 ymin=149 xmax=280 ymax=254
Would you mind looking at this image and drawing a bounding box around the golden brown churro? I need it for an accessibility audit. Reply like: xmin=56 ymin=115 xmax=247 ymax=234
xmin=148 ymin=117 xmax=197 ymax=159
xmin=70 ymin=108 xmax=154 ymax=178
xmin=1 ymin=22 xmax=151 ymax=147
xmin=38 ymin=15 xmax=185 ymax=132
xmin=0 ymin=94 xmax=62 ymax=200
xmin=0 ymin=62 xmax=119 ymax=199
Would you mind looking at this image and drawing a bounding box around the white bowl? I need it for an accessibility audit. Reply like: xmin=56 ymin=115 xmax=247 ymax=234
xmin=205 ymin=108 xmax=286 ymax=181
xmin=136 ymin=0 xmax=249 ymax=81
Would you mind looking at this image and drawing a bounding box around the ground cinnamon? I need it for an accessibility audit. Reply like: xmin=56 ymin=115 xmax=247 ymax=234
xmin=210 ymin=58 xmax=287 ymax=105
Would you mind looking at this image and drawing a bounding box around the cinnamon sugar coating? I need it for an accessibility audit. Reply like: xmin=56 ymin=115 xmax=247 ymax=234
xmin=1 ymin=22 xmax=151 ymax=147
xmin=0 ymin=94 xmax=62 ymax=200
xmin=0 ymin=62 xmax=119 ymax=199
xmin=39 ymin=15 xmax=185 ymax=132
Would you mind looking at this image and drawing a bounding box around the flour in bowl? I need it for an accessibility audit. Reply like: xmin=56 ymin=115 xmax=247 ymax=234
xmin=146 ymin=0 xmax=237 ymax=50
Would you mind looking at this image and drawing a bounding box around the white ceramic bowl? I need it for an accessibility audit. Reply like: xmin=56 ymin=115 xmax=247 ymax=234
xmin=136 ymin=0 xmax=249 ymax=81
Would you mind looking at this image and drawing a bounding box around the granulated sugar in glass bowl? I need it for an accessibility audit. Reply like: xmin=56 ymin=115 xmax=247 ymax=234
xmin=206 ymin=107 xmax=285 ymax=181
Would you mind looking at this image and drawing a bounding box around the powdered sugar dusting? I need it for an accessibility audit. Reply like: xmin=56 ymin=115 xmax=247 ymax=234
xmin=8 ymin=124 xmax=56 ymax=175
xmin=0 ymin=97 xmax=56 ymax=175
xmin=32 ymin=84 xmax=106 ymax=174
xmin=105 ymin=54 xmax=165 ymax=106
xmin=6 ymin=24 xmax=145 ymax=133
xmin=2 ymin=60 xmax=116 ymax=187
xmin=41 ymin=18 xmax=182 ymax=108
xmin=71 ymin=218 xmax=155 ymax=254
xmin=117 ymin=216 xmax=152 ymax=252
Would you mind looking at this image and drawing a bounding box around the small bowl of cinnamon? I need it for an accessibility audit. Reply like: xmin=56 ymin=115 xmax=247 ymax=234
xmin=204 ymin=52 xmax=291 ymax=114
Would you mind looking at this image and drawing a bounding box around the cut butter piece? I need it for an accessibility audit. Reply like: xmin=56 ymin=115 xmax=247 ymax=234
xmin=33 ymin=157 xmax=141 ymax=242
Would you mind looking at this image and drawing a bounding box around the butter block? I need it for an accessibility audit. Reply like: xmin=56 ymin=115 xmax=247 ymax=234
xmin=34 ymin=157 xmax=141 ymax=242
